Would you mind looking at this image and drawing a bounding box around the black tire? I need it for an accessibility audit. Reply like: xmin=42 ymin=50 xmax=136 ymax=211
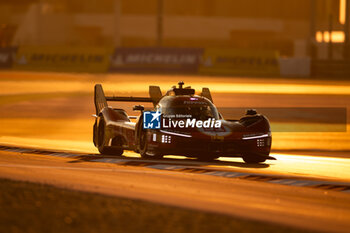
xmin=139 ymin=131 xmax=163 ymax=159
xmin=109 ymin=137 xmax=124 ymax=156
xmin=197 ymin=154 xmax=219 ymax=162
xmin=93 ymin=120 xmax=98 ymax=146
xmin=97 ymin=117 xmax=123 ymax=156
xmin=242 ymin=154 xmax=266 ymax=164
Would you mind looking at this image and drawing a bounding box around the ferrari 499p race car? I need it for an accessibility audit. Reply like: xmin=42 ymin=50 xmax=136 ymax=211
xmin=93 ymin=82 xmax=274 ymax=163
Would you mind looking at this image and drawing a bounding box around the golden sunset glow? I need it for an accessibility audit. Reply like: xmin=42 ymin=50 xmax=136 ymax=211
xmin=1 ymin=1 xmax=350 ymax=233
xmin=316 ymin=31 xmax=345 ymax=43
xmin=340 ymin=0 xmax=346 ymax=24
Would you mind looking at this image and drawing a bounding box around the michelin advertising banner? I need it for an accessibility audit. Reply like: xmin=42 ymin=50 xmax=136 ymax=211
xmin=109 ymin=47 xmax=203 ymax=73
xmin=14 ymin=46 xmax=113 ymax=73
xmin=199 ymin=48 xmax=280 ymax=76
xmin=0 ymin=47 xmax=17 ymax=69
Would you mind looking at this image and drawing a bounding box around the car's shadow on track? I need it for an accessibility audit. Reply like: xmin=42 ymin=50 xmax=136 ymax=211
xmin=70 ymin=154 xmax=270 ymax=169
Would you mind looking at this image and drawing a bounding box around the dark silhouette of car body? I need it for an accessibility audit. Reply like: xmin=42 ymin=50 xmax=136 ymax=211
xmin=93 ymin=82 xmax=274 ymax=163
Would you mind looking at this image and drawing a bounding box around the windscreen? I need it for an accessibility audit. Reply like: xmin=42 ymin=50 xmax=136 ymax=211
xmin=161 ymin=101 xmax=219 ymax=120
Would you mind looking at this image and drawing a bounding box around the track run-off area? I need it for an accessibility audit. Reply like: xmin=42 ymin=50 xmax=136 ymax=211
xmin=0 ymin=145 xmax=350 ymax=233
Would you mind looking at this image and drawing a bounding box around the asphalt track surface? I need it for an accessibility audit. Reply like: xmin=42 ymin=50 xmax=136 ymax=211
xmin=1 ymin=72 xmax=350 ymax=232
xmin=1 ymin=146 xmax=350 ymax=233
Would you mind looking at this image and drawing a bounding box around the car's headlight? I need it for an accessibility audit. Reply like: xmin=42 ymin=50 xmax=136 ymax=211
xmin=159 ymin=130 xmax=192 ymax=138
xmin=242 ymin=132 xmax=271 ymax=140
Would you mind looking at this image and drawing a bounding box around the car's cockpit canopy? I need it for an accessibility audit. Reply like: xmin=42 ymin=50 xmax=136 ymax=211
xmin=158 ymin=96 xmax=220 ymax=120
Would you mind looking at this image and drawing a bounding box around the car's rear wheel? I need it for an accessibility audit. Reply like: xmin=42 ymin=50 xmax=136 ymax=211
xmin=139 ymin=131 xmax=163 ymax=159
xmin=97 ymin=117 xmax=123 ymax=156
xmin=242 ymin=154 xmax=266 ymax=163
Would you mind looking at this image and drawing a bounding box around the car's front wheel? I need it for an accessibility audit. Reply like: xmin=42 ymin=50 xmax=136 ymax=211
xmin=139 ymin=131 xmax=163 ymax=159
xmin=242 ymin=154 xmax=266 ymax=163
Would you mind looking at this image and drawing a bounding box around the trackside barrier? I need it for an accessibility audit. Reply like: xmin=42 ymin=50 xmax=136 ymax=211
xmin=199 ymin=48 xmax=280 ymax=76
xmin=279 ymin=57 xmax=311 ymax=77
xmin=311 ymin=60 xmax=350 ymax=78
xmin=0 ymin=47 xmax=17 ymax=69
xmin=13 ymin=46 xmax=114 ymax=73
xmin=109 ymin=47 xmax=203 ymax=73
xmin=5 ymin=46 xmax=312 ymax=77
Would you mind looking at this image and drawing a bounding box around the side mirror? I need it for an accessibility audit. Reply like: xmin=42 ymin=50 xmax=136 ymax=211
xmin=133 ymin=105 xmax=144 ymax=111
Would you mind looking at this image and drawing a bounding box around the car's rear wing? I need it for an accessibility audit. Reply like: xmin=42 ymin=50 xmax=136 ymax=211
xmin=94 ymin=84 xmax=108 ymax=115
xmin=94 ymin=84 xmax=162 ymax=114
xmin=94 ymin=83 xmax=213 ymax=114
xmin=105 ymin=96 xmax=152 ymax=102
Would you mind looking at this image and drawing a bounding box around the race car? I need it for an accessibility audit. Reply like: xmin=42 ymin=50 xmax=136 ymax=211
xmin=92 ymin=82 xmax=274 ymax=163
